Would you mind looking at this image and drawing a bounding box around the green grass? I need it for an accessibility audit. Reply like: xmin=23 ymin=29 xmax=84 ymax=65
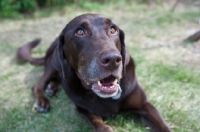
xmin=0 ymin=1 xmax=200 ymax=132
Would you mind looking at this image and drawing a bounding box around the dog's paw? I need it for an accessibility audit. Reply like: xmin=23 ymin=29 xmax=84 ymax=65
xmin=32 ymin=98 xmax=50 ymax=113
xmin=45 ymin=84 xmax=55 ymax=97
xmin=45 ymin=83 xmax=59 ymax=97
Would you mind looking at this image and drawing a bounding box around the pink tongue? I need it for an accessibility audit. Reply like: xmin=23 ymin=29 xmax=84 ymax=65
xmin=100 ymin=76 xmax=115 ymax=86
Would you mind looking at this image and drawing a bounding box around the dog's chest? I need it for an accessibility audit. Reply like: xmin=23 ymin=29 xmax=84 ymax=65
xmin=64 ymin=86 xmax=120 ymax=117
xmin=79 ymin=94 xmax=120 ymax=118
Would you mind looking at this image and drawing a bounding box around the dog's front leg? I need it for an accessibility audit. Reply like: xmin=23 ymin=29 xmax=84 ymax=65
xmin=76 ymin=106 xmax=113 ymax=132
xmin=32 ymin=64 xmax=58 ymax=113
xmin=121 ymin=84 xmax=171 ymax=132
xmin=32 ymin=73 xmax=51 ymax=113
xmin=137 ymin=101 xmax=171 ymax=132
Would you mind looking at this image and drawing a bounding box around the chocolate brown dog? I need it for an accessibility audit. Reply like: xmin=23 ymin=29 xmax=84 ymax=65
xmin=16 ymin=13 xmax=171 ymax=132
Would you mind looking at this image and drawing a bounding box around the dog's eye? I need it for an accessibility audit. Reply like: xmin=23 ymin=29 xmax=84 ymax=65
xmin=110 ymin=26 xmax=117 ymax=34
xmin=75 ymin=29 xmax=85 ymax=36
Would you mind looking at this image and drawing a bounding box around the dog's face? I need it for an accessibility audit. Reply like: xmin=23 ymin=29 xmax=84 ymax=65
xmin=52 ymin=14 xmax=126 ymax=99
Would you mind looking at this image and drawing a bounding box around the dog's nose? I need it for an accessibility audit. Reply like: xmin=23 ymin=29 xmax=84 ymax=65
xmin=99 ymin=52 xmax=122 ymax=70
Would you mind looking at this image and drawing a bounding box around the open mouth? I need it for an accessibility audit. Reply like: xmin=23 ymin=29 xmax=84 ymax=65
xmin=92 ymin=75 xmax=122 ymax=99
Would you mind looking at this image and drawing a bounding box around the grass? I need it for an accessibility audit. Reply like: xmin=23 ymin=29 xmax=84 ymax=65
xmin=0 ymin=1 xmax=200 ymax=132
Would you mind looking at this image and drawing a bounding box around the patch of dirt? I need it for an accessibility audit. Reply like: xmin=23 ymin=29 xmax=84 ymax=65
xmin=138 ymin=23 xmax=200 ymax=69
xmin=178 ymin=0 xmax=200 ymax=8
xmin=156 ymin=0 xmax=200 ymax=9
xmin=0 ymin=16 xmax=69 ymax=46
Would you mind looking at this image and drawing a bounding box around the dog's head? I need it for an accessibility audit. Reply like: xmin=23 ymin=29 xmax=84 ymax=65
xmin=52 ymin=14 xmax=128 ymax=99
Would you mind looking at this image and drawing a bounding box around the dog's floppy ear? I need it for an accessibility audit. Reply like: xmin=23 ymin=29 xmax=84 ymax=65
xmin=52 ymin=32 xmax=68 ymax=80
xmin=119 ymin=29 xmax=126 ymax=75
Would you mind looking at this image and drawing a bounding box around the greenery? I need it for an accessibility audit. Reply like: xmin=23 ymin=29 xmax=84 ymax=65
xmin=0 ymin=0 xmax=36 ymax=18
xmin=0 ymin=0 xmax=106 ymax=18
xmin=0 ymin=1 xmax=199 ymax=132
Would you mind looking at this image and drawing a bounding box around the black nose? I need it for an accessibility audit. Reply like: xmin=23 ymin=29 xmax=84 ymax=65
xmin=99 ymin=52 xmax=122 ymax=70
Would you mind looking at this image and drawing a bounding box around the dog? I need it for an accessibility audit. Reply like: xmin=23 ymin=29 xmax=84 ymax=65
xmin=16 ymin=13 xmax=171 ymax=132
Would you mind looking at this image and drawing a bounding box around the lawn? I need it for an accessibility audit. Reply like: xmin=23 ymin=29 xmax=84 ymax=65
xmin=0 ymin=1 xmax=199 ymax=132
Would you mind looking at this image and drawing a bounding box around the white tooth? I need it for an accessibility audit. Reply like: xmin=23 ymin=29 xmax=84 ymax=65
xmin=98 ymin=81 xmax=102 ymax=86
xmin=87 ymin=82 xmax=90 ymax=85
xmin=113 ymin=79 xmax=117 ymax=85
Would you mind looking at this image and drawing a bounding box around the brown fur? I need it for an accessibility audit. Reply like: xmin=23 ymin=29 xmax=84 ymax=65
xmin=16 ymin=14 xmax=170 ymax=132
